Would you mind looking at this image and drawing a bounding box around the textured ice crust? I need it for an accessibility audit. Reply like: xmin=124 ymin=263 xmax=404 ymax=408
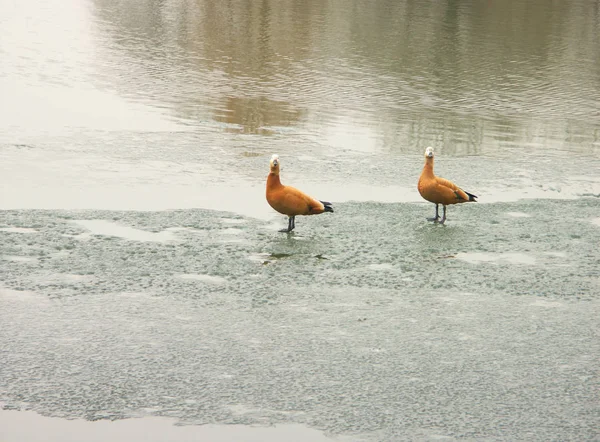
xmin=1 ymin=199 xmax=599 ymax=441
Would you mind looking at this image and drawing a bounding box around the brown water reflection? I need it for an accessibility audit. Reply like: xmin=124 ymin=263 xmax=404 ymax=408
xmin=89 ymin=0 xmax=600 ymax=154
xmin=214 ymin=96 xmax=305 ymax=135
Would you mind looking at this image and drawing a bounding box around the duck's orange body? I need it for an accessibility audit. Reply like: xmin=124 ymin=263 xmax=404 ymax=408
xmin=266 ymin=155 xmax=333 ymax=232
xmin=418 ymin=147 xmax=476 ymax=223
xmin=267 ymin=175 xmax=327 ymax=216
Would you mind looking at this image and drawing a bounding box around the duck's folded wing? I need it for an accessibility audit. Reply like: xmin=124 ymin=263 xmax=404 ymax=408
xmin=284 ymin=187 xmax=325 ymax=215
xmin=435 ymin=177 xmax=469 ymax=201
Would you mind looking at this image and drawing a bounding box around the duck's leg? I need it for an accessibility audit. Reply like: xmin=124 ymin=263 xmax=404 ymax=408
xmin=291 ymin=216 xmax=296 ymax=231
xmin=439 ymin=206 xmax=447 ymax=224
xmin=279 ymin=216 xmax=295 ymax=233
xmin=427 ymin=204 xmax=440 ymax=222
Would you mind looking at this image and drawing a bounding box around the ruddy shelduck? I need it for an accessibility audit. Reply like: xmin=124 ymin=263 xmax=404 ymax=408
xmin=418 ymin=147 xmax=477 ymax=224
xmin=266 ymin=154 xmax=333 ymax=232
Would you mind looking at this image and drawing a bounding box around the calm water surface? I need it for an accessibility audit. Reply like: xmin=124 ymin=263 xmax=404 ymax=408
xmin=1 ymin=0 xmax=599 ymax=441
xmin=1 ymin=0 xmax=599 ymax=211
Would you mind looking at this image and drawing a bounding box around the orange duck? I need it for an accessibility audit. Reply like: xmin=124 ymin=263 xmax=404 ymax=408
xmin=266 ymin=154 xmax=333 ymax=232
xmin=418 ymin=147 xmax=477 ymax=224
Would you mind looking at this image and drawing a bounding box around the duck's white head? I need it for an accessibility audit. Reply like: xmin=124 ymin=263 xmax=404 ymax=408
xmin=425 ymin=147 xmax=434 ymax=158
xmin=270 ymin=154 xmax=280 ymax=174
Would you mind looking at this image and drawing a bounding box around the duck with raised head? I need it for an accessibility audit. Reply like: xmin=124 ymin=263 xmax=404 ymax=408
xmin=266 ymin=154 xmax=333 ymax=232
xmin=417 ymin=147 xmax=477 ymax=224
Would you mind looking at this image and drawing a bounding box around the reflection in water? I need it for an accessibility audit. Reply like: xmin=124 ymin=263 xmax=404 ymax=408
xmin=89 ymin=0 xmax=600 ymax=154
xmin=214 ymin=96 xmax=305 ymax=135
xmin=1 ymin=0 xmax=599 ymax=208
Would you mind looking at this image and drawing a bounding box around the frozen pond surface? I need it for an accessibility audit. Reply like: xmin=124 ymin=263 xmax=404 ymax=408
xmin=1 ymin=201 xmax=599 ymax=441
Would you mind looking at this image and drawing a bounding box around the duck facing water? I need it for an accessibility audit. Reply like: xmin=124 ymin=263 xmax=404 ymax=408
xmin=418 ymin=147 xmax=477 ymax=224
xmin=266 ymin=155 xmax=333 ymax=232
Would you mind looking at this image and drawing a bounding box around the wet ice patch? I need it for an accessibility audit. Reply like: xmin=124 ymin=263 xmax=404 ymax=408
xmin=119 ymin=291 xmax=153 ymax=299
xmin=248 ymin=252 xmax=271 ymax=263
xmin=506 ymin=212 xmax=531 ymax=218
xmin=530 ymin=300 xmax=565 ymax=308
xmin=221 ymin=228 xmax=243 ymax=235
xmin=73 ymin=220 xmax=176 ymax=242
xmin=288 ymin=235 xmax=309 ymax=241
xmin=0 ymin=227 xmax=38 ymax=233
xmin=0 ymin=410 xmax=336 ymax=442
xmin=2 ymin=255 xmax=37 ymax=263
xmin=0 ymin=286 xmax=50 ymax=304
xmin=455 ymin=252 xmax=536 ymax=265
xmin=367 ymin=263 xmax=394 ymax=270
xmin=220 ymin=218 xmax=246 ymax=225
xmin=177 ymin=274 xmax=227 ymax=284
xmin=34 ymin=273 xmax=95 ymax=284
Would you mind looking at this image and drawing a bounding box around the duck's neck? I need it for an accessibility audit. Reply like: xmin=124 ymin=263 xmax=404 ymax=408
xmin=267 ymin=172 xmax=282 ymax=189
xmin=422 ymin=157 xmax=435 ymax=178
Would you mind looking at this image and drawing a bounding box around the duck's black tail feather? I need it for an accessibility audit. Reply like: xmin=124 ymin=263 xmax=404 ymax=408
xmin=320 ymin=201 xmax=334 ymax=213
xmin=465 ymin=191 xmax=478 ymax=202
